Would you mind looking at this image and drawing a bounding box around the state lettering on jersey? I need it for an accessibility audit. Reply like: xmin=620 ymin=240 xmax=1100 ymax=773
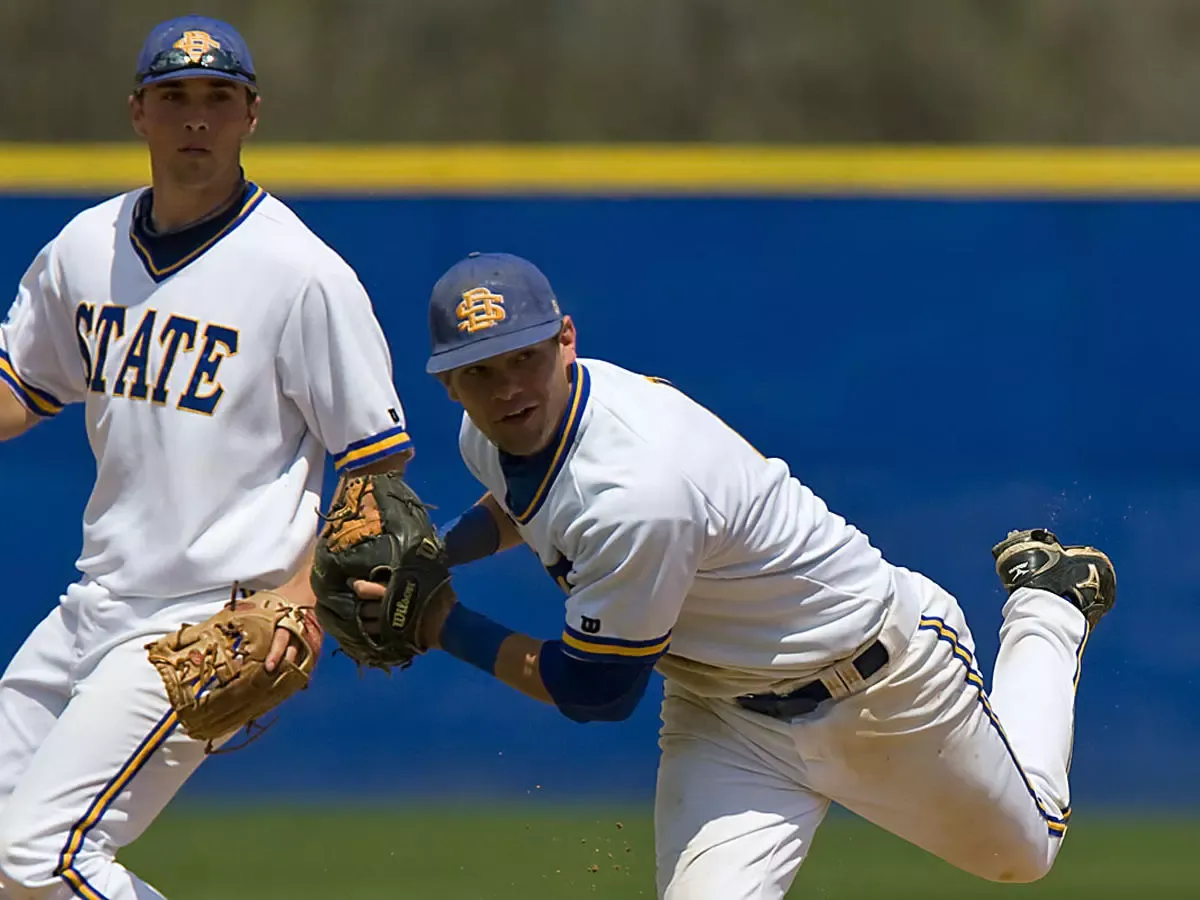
xmin=114 ymin=308 xmax=156 ymax=400
xmin=76 ymin=303 xmax=240 ymax=415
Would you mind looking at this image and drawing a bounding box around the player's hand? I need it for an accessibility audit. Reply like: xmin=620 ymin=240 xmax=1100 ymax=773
xmin=350 ymin=579 xmax=386 ymax=637
xmin=350 ymin=579 xmax=456 ymax=649
xmin=266 ymin=627 xmax=299 ymax=673
xmin=264 ymin=589 xmax=321 ymax=673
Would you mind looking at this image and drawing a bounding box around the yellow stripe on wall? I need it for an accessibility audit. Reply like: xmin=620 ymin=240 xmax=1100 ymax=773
xmin=9 ymin=144 xmax=1200 ymax=195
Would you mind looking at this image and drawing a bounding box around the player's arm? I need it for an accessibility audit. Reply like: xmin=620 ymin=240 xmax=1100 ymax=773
xmin=351 ymin=578 xmax=656 ymax=720
xmin=269 ymin=263 xmax=416 ymax=667
xmin=0 ymin=384 xmax=37 ymax=441
xmin=265 ymin=446 xmax=415 ymax=671
xmin=365 ymin=476 xmax=701 ymax=722
xmin=440 ymin=491 xmax=524 ymax=567
xmin=278 ymin=261 xmax=415 ymax=478
xmin=413 ymin=588 xmax=657 ymax=722
xmin=0 ymin=239 xmax=85 ymax=439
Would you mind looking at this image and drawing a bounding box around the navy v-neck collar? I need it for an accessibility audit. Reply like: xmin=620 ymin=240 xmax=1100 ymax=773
xmin=499 ymin=361 xmax=591 ymax=525
xmin=129 ymin=181 xmax=266 ymax=283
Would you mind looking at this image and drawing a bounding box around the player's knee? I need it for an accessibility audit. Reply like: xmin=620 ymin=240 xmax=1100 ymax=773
xmin=974 ymin=839 xmax=1054 ymax=884
xmin=983 ymin=862 xmax=1052 ymax=885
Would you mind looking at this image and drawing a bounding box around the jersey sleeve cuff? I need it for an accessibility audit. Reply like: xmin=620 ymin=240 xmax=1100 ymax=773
xmin=332 ymin=425 xmax=412 ymax=471
xmin=0 ymin=349 xmax=64 ymax=417
xmin=560 ymin=624 xmax=672 ymax=663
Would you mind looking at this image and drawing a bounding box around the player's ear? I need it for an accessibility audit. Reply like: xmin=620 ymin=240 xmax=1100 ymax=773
xmin=438 ymin=372 xmax=460 ymax=403
xmin=558 ymin=315 xmax=578 ymax=363
xmin=129 ymin=91 xmax=147 ymax=139
xmin=245 ymin=91 xmax=261 ymax=136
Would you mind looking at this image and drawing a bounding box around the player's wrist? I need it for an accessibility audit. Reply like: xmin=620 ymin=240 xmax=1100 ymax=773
xmin=255 ymin=587 xmax=316 ymax=611
xmin=436 ymin=599 xmax=514 ymax=676
xmin=419 ymin=582 xmax=459 ymax=649
xmin=440 ymin=503 xmax=501 ymax=567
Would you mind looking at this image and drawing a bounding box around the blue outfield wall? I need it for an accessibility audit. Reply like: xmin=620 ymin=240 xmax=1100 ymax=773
xmin=0 ymin=193 xmax=1195 ymax=808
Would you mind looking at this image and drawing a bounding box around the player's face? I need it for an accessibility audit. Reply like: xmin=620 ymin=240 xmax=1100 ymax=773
xmin=130 ymin=79 xmax=259 ymax=186
xmin=445 ymin=317 xmax=579 ymax=456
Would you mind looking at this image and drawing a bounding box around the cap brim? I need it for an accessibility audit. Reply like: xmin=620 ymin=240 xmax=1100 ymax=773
xmin=137 ymin=70 xmax=256 ymax=88
xmin=426 ymin=319 xmax=562 ymax=375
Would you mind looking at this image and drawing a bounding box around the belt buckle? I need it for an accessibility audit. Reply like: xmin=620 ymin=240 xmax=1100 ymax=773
xmin=736 ymin=638 xmax=892 ymax=721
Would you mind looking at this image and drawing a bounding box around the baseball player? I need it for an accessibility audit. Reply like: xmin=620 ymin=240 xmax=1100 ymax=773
xmin=0 ymin=16 xmax=413 ymax=900
xmin=352 ymin=251 xmax=1116 ymax=899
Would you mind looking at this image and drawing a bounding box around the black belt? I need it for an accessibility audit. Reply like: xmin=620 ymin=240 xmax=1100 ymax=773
xmin=735 ymin=640 xmax=890 ymax=720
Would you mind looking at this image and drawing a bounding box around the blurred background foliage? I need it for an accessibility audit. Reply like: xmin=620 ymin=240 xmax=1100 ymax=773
xmin=4 ymin=0 xmax=1200 ymax=143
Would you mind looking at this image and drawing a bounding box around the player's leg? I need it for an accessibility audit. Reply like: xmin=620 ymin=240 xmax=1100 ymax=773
xmin=0 ymin=605 xmax=76 ymax=898
xmin=986 ymin=529 xmax=1115 ymax=836
xmin=655 ymin=682 xmax=830 ymax=900
xmin=0 ymin=630 xmax=210 ymax=900
xmin=798 ymin=543 xmax=1111 ymax=884
xmin=0 ymin=604 xmax=75 ymax=813
xmin=795 ymin=580 xmax=1063 ymax=882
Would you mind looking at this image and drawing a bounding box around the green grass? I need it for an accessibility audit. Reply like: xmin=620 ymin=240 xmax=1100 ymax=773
xmin=121 ymin=804 xmax=1199 ymax=899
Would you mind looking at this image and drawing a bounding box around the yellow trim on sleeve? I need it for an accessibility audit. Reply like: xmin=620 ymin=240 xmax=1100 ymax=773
xmin=0 ymin=356 xmax=63 ymax=415
xmin=561 ymin=631 xmax=672 ymax=658
xmin=336 ymin=430 xmax=412 ymax=469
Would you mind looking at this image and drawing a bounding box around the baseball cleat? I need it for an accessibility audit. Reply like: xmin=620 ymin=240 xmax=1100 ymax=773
xmin=991 ymin=528 xmax=1116 ymax=629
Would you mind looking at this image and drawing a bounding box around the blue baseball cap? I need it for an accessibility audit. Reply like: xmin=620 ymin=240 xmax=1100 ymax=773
xmin=134 ymin=16 xmax=256 ymax=89
xmin=426 ymin=252 xmax=564 ymax=375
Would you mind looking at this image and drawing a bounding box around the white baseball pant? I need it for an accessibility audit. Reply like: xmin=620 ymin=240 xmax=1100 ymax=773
xmin=0 ymin=581 xmax=229 ymax=900
xmin=655 ymin=569 xmax=1087 ymax=898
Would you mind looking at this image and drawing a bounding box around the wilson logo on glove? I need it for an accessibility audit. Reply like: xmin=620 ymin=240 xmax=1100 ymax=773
xmin=392 ymin=581 xmax=416 ymax=629
xmin=310 ymin=471 xmax=451 ymax=671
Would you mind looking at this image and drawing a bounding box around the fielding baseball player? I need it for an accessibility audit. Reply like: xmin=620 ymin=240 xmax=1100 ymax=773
xmin=337 ymin=251 xmax=1117 ymax=899
xmin=0 ymin=16 xmax=414 ymax=900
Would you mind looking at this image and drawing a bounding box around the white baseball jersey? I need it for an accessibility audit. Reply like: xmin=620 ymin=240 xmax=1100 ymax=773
xmin=460 ymin=358 xmax=1088 ymax=896
xmin=0 ymin=185 xmax=410 ymax=599
xmin=458 ymin=358 xmax=896 ymax=697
